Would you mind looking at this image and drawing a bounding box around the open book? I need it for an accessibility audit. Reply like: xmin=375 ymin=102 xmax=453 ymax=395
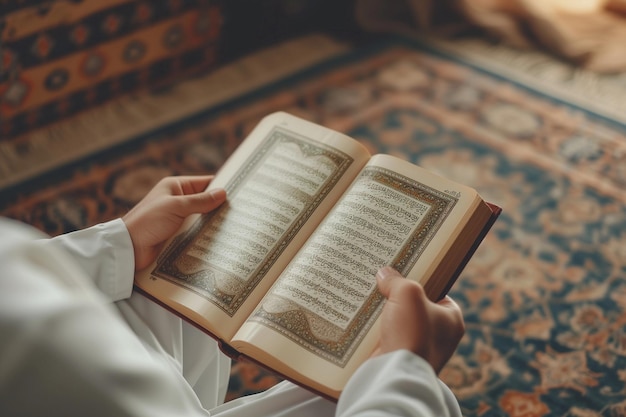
xmin=134 ymin=111 xmax=501 ymax=401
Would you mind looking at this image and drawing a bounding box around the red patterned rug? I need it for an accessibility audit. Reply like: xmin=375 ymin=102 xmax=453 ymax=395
xmin=2 ymin=38 xmax=626 ymax=415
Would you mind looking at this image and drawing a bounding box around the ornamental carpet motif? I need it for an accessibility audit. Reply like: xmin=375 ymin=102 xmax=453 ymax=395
xmin=2 ymin=39 xmax=626 ymax=416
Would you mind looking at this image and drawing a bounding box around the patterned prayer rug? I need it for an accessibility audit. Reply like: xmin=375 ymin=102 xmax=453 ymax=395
xmin=2 ymin=37 xmax=626 ymax=416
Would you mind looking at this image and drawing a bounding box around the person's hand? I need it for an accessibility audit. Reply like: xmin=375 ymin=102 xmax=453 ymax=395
xmin=372 ymin=266 xmax=465 ymax=373
xmin=122 ymin=176 xmax=227 ymax=271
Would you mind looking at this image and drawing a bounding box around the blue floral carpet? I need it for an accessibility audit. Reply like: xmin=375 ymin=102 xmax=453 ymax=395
xmin=2 ymin=38 xmax=626 ymax=416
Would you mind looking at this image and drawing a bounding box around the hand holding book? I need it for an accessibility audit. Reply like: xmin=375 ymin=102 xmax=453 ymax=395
xmin=122 ymin=175 xmax=227 ymax=270
xmin=372 ymin=266 xmax=465 ymax=374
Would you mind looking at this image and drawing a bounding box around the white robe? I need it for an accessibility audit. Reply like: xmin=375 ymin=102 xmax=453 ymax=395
xmin=0 ymin=218 xmax=462 ymax=417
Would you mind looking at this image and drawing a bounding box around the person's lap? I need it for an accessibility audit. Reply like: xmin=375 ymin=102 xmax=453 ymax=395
xmin=118 ymin=292 xmax=336 ymax=416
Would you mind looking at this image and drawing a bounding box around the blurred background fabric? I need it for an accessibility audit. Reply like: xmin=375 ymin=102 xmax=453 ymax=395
xmin=355 ymin=0 xmax=626 ymax=73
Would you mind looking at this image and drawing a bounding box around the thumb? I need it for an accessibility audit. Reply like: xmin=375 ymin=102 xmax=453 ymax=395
xmin=376 ymin=266 xmax=405 ymax=298
xmin=175 ymin=188 xmax=227 ymax=217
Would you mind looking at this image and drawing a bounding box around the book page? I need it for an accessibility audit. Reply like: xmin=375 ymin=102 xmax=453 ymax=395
xmin=134 ymin=112 xmax=370 ymax=340
xmin=231 ymin=154 xmax=482 ymax=396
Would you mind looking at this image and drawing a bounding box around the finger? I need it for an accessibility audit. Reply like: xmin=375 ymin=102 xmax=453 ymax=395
xmin=180 ymin=176 xmax=216 ymax=194
xmin=377 ymin=268 xmax=431 ymax=321
xmin=175 ymin=188 xmax=227 ymax=217
xmin=163 ymin=176 xmax=216 ymax=195
xmin=377 ymin=267 xmax=426 ymax=297
xmin=375 ymin=266 xmax=405 ymax=298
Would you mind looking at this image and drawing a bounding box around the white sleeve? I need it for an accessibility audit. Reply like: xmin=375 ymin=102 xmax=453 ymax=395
xmin=208 ymin=350 xmax=461 ymax=417
xmin=336 ymin=350 xmax=462 ymax=417
xmin=37 ymin=218 xmax=135 ymax=301
xmin=0 ymin=218 xmax=211 ymax=417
